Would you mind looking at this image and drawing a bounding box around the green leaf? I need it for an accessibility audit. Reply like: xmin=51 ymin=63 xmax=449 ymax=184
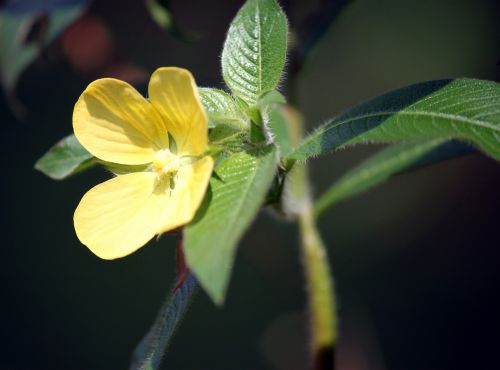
xmin=287 ymin=79 xmax=500 ymax=161
xmin=313 ymin=139 xmax=471 ymax=217
xmin=35 ymin=134 xmax=94 ymax=180
xmin=130 ymin=273 xmax=197 ymax=370
xmin=221 ymin=0 xmax=287 ymax=106
xmin=259 ymin=90 xmax=286 ymax=106
xmin=198 ymin=87 xmax=247 ymax=128
xmin=268 ymin=105 xmax=293 ymax=156
xmin=184 ymin=146 xmax=278 ymax=304
xmin=209 ymin=124 xmax=247 ymax=153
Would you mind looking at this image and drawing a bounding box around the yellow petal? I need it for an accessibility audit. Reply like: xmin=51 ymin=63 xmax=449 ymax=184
xmin=149 ymin=67 xmax=208 ymax=156
xmin=74 ymin=172 xmax=169 ymax=259
xmin=157 ymin=156 xmax=214 ymax=233
xmin=73 ymin=78 xmax=169 ymax=165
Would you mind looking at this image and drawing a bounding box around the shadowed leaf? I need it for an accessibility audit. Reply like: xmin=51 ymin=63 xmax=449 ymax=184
xmin=314 ymin=139 xmax=475 ymax=217
xmin=185 ymin=146 xmax=277 ymax=304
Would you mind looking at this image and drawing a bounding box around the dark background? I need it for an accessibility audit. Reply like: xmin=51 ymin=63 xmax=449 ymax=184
xmin=1 ymin=0 xmax=499 ymax=369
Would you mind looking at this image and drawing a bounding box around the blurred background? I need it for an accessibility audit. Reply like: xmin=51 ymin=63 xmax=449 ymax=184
xmin=1 ymin=0 xmax=499 ymax=369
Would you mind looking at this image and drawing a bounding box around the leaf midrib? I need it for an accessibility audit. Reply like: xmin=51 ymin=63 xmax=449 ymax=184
xmin=255 ymin=0 xmax=262 ymax=98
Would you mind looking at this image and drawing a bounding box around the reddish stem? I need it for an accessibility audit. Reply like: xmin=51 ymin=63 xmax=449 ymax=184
xmin=174 ymin=234 xmax=188 ymax=291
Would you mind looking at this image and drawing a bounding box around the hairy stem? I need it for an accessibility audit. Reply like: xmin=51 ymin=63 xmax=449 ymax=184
xmin=292 ymin=162 xmax=337 ymax=370
xmin=129 ymin=237 xmax=197 ymax=370
xmin=299 ymin=201 xmax=337 ymax=370
xmin=282 ymin=107 xmax=338 ymax=370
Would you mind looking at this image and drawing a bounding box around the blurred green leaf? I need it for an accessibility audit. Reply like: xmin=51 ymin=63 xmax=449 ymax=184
xmin=290 ymin=0 xmax=352 ymax=72
xmin=145 ymin=0 xmax=198 ymax=41
xmin=314 ymin=139 xmax=455 ymax=217
xmin=199 ymin=87 xmax=247 ymax=128
xmin=130 ymin=273 xmax=197 ymax=370
xmin=35 ymin=134 xmax=94 ymax=180
xmin=185 ymin=146 xmax=277 ymax=304
xmin=145 ymin=0 xmax=172 ymax=29
xmin=287 ymin=79 xmax=500 ymax=161
xmin=221 ymin=0 xmax=287 ymax=106
xmin=2 ymin=0 xmax=88 ymax=14
xmin=0 ymin=4 xmax=85 ymax=92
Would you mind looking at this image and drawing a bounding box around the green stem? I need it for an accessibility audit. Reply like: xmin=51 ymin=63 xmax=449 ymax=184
xmin=282 ymin=108 xmax=337 ymax=369
xmin=297 ymin=171 xmax=337 ymax=370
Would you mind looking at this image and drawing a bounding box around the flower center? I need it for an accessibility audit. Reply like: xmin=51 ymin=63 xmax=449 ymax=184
xmin=153 ymin=149 xmax=181 ymax=176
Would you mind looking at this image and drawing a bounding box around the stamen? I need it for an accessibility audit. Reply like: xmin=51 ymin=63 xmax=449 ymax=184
xmin=153 ymin=149 xmax=181 ymax=176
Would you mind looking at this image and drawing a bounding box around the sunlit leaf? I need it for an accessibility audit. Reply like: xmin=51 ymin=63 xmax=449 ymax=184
xmin=185 ymin=146 xmax=277 ymax=304
xmin=221 ymin=0 xmax=287 ymax=106
xmin=199 ymin=87 xmax=247 ymax=128
xmin=287 ymin=79 xmax=500 ymax=162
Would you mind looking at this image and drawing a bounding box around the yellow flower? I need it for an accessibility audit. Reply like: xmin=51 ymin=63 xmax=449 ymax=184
xmin=73 ymin=67 xmax=214 ymax=259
